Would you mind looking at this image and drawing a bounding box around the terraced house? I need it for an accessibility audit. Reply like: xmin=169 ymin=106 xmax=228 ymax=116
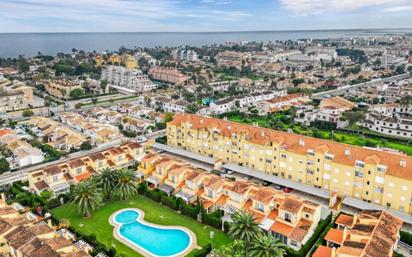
xmin=167 ymin=114 xmax=412 ymax=215
xmin=139 ymin=152 xmax=322 ymax=250
xmin=28 ymin=142 xmax=144 ymax=196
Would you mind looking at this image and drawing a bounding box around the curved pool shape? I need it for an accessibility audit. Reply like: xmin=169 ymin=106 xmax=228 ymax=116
xmin=110 ymin=209 xmax=194 ymax=257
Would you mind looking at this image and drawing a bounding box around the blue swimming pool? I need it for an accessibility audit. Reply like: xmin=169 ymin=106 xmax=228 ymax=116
xmin=113 ymin=209 xmax=192 ymax=257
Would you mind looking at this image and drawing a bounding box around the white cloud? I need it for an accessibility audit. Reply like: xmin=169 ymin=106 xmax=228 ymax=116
xmin=0 ymin=0 xmax=250 ymax=32
xmin=279 ymin=0 xmax=408 ymax=15
xmin=384 ymin=5 xmax=412 ymax=12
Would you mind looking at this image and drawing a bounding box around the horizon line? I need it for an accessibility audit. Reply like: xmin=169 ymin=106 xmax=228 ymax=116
xmin=1 ymin=27 xmax=412 ymax=34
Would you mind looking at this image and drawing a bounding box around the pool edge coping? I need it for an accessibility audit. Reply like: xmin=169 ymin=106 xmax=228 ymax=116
xmin=109 ymin=208 xmax=198 ymax=257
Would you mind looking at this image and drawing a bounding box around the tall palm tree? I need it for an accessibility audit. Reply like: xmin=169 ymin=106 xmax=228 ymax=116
xmin=249 ymin=233 xmax=286 ymax=257
xmin=228 ymin=211 xmax=262 ymax=255
xmin=214 ymin=240 xmax=245 ymax=257
xmin=70 ymin=180 xmax=102 ymax=217
xmin=115 ymin=169 xmax=138 ymax=200
xmin=98 ymin=168 xmax=117 ymax=199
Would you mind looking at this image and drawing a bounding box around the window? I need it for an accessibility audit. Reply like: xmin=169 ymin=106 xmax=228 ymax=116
xmin=284 ymin=213 xmax=292 ymax=222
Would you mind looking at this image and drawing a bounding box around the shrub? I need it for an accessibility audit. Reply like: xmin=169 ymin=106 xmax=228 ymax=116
xmin=202 ymin=211 xmax=222 ymax=229
xmin=193 ymin=243 xmax=212 ymax=257
xmin=400 ymin=231 xmax=412 ymax=245
xmin=161 ymin=195 xmax=179 ymax=210
xmin=180 ymin=202 xmax=199 ymax=219
xmin=144 ymin=189 xmax=162 ymax=202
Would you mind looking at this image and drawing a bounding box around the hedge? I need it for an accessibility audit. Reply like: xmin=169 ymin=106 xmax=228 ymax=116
xmin=286 ymin=213 xmax=332 ymax=257
xmin=65 ymin=226 xmax=115 ymax=257
xmin=161 ymin=195 xmax=179 ymax=210
xmin=193 ymin=243 xmax=212 ymax=257
xmin=400 ymin=231 xmax=412 ymax=245
xmin=180 ymin=201 xmax=200 ymax=219
xmin=202 ymin=211 xmax=222 ymax=230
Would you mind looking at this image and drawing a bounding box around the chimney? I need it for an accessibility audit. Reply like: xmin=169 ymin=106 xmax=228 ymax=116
xmin=344 ymin=148 xmax=350 ymax=156
xmin=299 ymin=139 xmax=305 ymax=146
xmin=0 ymin=193 xmax=6 ymax=202
xmin=200 ymin=119 xmax=203 ymax=124
xmin=400 ymin=159 xmax=407 ymax=168
xmin=47 ymin=219 xmax=53 ymax=228
xmin=223 ymin=116 xmax=228 ymax=121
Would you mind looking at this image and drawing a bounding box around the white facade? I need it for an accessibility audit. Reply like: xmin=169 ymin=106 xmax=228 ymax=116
xmin=172 ymin=49 xmax=198 ymax=61
xmin=101 ymin=65 xmax=157 ymax=94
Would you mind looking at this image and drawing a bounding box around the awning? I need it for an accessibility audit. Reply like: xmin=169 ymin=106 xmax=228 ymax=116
xmin=175 ymin=191 xmax=196 ymax=202
xmin=50 ymin=181 xmax=70 ymax=193
xmin=259 ymin=218 xmax=275 ymax=231
xmin=153 ymin=143 xmax=215 ymax=165
xmin=220 ymin=203 xmax=239 ymax=214
xmin=222 ymin=163 xmax=330 ymax=199
xmin=158 ymin=183 xmax=174 ymax=195
xmin=146 ymin=176 xmax=160 ymax=185
xmin=135 ymin=171 xmax=145 ymax=178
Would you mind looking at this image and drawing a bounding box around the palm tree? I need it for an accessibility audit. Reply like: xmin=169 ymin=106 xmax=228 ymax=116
xmin=97 ymin=168 xmax=117 ymax=199
xmin=214 ymin=240 xmax=245 ymax=257
xmin=70 ymin=180 xmax=102 ymax=217
xmin=115 ymin=169 xmax=138 ymax=200
xmin=249 ymin=233 xmax=286 ymax=257
xmin=228 ymin=211 xmax=262 ymax=255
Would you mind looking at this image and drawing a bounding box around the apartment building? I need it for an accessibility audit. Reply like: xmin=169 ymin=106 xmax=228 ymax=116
xmin=148 ymin=67 xmax=189 ymax=85
xmin=0 ymin=198 xmax=92 ymax=257
xmin=362 ymin=104 xmax=412 ymax=139
xmin=101 ymin=65 xmax=157 ymax=94
xmin=216 ymin=51 xmax=250 ymax=68
xmin=172 ymin=49 xmax=198 ymax=62
xmin=209 ymin=90 xmax=285 ymax=115
xmin=313 ymin=210 xmax=402 ymax=257
xmin=0 ymin=77 xmax=34 ymax=112
xmin=256 ymin=93 xmax=309 ymax=115
xmin=42 ymin=80 xmax=82 ymax=100
xmin=167 ymin=114 xmax=412 ymax=215
xmin=139 ymin=151 xmax=322 ymax=250
xmin=28 ymin=142 xmax=143 ymax=196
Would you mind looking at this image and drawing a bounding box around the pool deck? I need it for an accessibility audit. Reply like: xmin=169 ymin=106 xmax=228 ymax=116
xmin=109 ymin=208 xmax=198 ymax=257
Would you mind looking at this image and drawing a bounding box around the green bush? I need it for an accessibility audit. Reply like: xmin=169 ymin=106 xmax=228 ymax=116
xmin=161 ymin=195 xmax=179 ymax=210
xmin=202 ymin=211 xmax=222 ymax=229
xmin=193 ymin=243 xmax=212 ymax=257
xmin=400 ymin=231 xmax=412 ymax=245
xmin=144 ymin=189 xmax=162 ymax=202
xmin=180 ymin=201 xmax=199 ymax=219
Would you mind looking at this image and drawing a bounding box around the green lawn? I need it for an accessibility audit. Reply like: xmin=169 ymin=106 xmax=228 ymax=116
xmin=51 ymin=195 xmax=231 ymax=257
xmin=226 ymin=114 xmax=412 ymax=156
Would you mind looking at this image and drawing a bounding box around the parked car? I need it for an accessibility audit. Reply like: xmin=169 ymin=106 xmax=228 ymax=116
xmin=136 ymin=136 xmax=148 ymax=143
xmin=283 ymin=187 xmax=293 ymax=193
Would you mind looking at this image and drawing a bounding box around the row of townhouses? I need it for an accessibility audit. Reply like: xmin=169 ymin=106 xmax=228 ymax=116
xmin=28 ymin=142 xmax=144 ymax=197
xmin=137 ymin=152 xmax=322 ymax=250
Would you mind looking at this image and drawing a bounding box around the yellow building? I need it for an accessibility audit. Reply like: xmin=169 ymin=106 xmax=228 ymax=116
xmin=167 ymin=114 xmax=412 ymax=215
xmin=108 ymin=54 xmax=121 ymax=64
xmin=121 ymin=54 xmax=138 ymax=69
xmin=42 ymin=80 xmax=82 ymax=100
xmin=95 ymin=55 xmax=104 ymax=66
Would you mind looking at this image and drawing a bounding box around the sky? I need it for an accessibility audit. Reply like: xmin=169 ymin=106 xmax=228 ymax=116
xmin=0 ymin=0 xmax=412 ymax=32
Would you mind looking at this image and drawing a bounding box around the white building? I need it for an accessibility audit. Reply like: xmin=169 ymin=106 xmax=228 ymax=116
xmin=101 ymin=65 xmax=157 ymax=94
xmin=362 ymin=104 xmax=412 ymax=139
xmin=209 ymin=90 xmax=285 ymax=115
xmin=172 ymin=49 xmax=198 ymax=62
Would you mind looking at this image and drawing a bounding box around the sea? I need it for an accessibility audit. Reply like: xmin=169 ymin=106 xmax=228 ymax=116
xmin=0 ymin=29 xmax=411 ymax=58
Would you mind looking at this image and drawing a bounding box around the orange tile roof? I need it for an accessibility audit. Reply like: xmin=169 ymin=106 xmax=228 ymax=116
xmin=169 ymin=114 xmax=412 ymax=180
xmin=216 ymin=195 xmax=229 ymax=206
xmin=335 ymin=214 xmax=354 ymax=227
xmin=74 ymin=172 xmax=92 ymax=182
xmin=203 ymin=200 xmax=214 ymax=209
xmin=312 ymin=246 xmax=333 ymax=257
xmin=325 ymin=228 xmax=344 ymax=245
xmin=270 ymin=220 xmax=294 ymax=237
xmin=279 ymin=197 xmax=303 ymax=214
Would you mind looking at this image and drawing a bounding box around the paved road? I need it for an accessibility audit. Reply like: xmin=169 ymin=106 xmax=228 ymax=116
xmin=312 ymin=73 xmax=411 ymax=100
xmin=0 ymin=129 xmax=165 ymax=186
